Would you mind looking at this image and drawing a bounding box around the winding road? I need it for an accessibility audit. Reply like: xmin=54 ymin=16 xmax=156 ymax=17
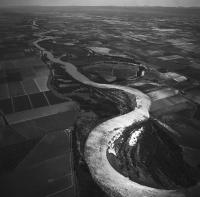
xmin=33 ymin=26 xmax=199 ymax=197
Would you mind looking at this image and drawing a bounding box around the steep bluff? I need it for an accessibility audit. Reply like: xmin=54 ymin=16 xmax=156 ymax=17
xmin=107 ymin=119 xmax=200 ymax=189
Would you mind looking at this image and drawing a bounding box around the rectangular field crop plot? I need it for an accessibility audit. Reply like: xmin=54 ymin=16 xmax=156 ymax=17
xmin=14 ymin=57 xmax=46 ymax=68
xmin=45 ymin=91 xmax=66 ymax=105
xmin=0 ymin=69 xmax=6 ymax=81
xmin=22 ymin=79 xmax=40 ymax=94
xmin=4 ymin=61 xmax=15 ymax=70
xmin=6 ymin=71 xmax=22 ymax=82
xmin=33 ymin=65 xmax=49 ymax=77
xmin=29 ymin=93 xmax=49 ymax=108
xmin=13 ymin=95 xmax=32 ymax=112
xmin=20 ymin=67 xmax=36 ymax=79
xmin=0 ymin=70 xmax=7 ymax=83
xmin=8 ymin=82 xmax=25 ymax=97
xmin=34 ymin=76 xmax=49 ymax=92
xmin=0 ymin=98 xmax=13 ymax=114
xmin=0 ymin=83 xmax=9 ymax=100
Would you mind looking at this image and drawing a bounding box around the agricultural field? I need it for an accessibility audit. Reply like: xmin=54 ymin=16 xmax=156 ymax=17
xmin=0 ymin=6 xmax=200 ymax=197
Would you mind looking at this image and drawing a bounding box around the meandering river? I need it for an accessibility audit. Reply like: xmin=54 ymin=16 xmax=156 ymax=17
xmin=33 ymin=24 xmax=194 ymax=197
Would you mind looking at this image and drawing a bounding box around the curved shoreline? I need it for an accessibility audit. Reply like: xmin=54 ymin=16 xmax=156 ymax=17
xmin=33 ymin=31 xmax=199 ymax=197
xmin=33 ymin=37 xmax=151 ymax=123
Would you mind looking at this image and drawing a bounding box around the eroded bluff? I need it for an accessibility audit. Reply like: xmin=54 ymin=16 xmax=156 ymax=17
xmin=107 ymin=119 xmax=200 ymax=189
xmin=72 ymin=87 xmax=199 ymax=191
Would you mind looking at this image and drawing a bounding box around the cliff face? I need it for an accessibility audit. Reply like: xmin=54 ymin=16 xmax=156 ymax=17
xmin=71 ymin=87 xmax=138 ymax=197
xmin=107 ymin=119 xmax=200 ymax=189
xmin=68 ymin=81 xmax=199 ymax=193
